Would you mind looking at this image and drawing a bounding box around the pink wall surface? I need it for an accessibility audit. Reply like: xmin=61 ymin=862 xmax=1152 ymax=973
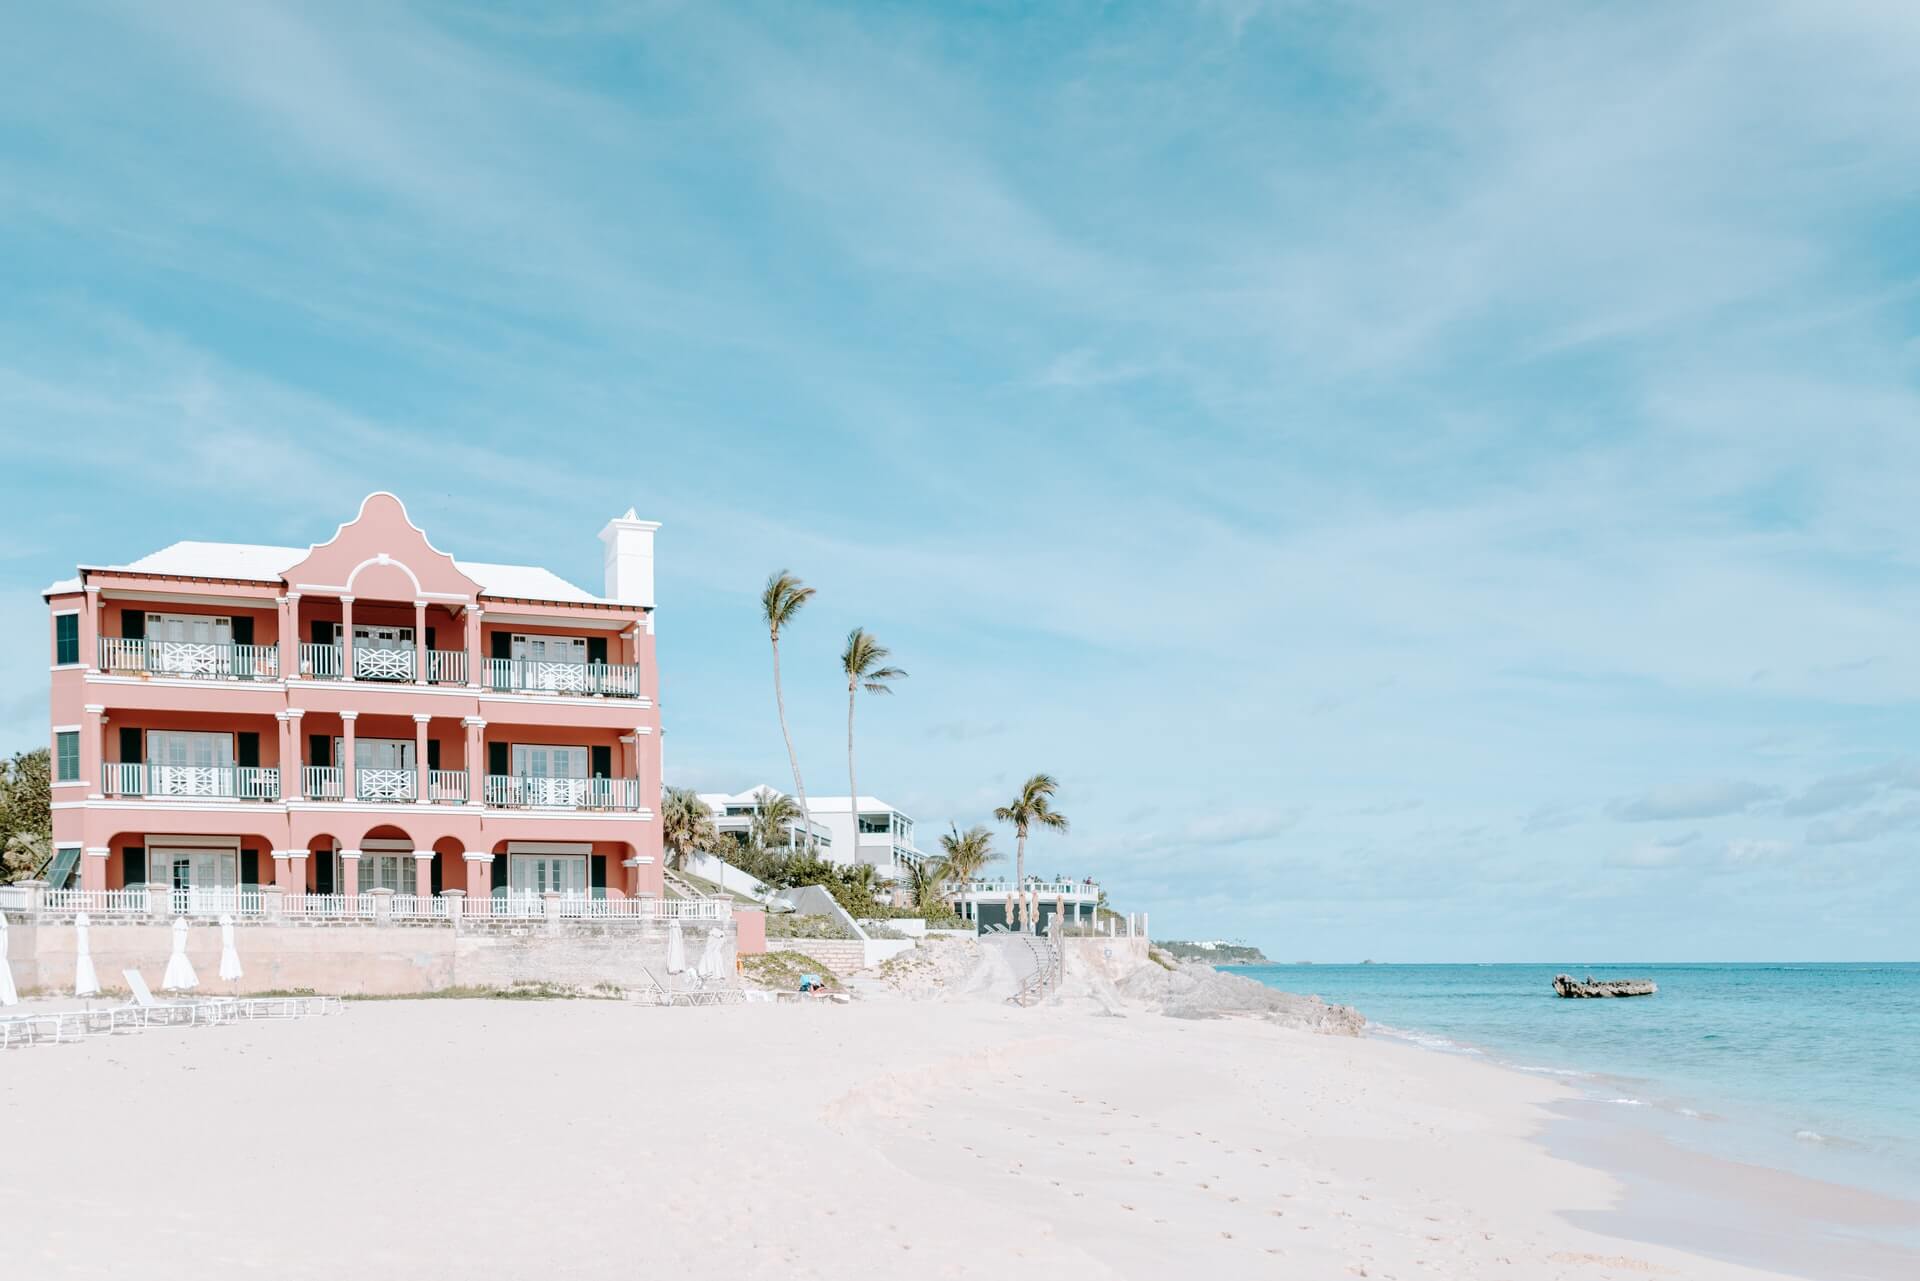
xmin=733 ymin=908 xmax=767 ymax=956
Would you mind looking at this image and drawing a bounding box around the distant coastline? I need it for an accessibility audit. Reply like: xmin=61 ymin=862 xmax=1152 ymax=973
xmin=1159 ymin=939 xmax=1267 ymax=965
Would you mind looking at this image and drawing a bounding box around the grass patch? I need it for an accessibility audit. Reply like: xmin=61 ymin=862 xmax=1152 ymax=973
xmin=1148 ymin=946 xmax=1179 ymax=972
xmin=251 ymin=987 xmax=320 ymax=997
xmin=765 ymin=913 xmax=856 ymax=940
xmin=739 ymin=950 xmax=842 ymax=992
xmin=345 ymin=981 xmax=617 ymax=1002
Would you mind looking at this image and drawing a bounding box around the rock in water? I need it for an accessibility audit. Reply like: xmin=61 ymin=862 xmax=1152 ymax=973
xmin=1553 ymin=974 xmax=1657 ymax=998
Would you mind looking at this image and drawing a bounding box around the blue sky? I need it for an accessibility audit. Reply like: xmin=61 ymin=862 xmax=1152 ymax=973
xmin=4 ymin=2 xmax=1918 ymax=960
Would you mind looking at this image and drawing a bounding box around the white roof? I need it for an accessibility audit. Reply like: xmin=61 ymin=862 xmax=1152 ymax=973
xmin=70 ymin=540 xmax=621 ymax=606
xmin=698 ymin=789 xmax=905 ymax=818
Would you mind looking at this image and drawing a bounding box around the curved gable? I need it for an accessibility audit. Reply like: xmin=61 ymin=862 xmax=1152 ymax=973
xmin=281 ymin=492 xmax=480 ymax=602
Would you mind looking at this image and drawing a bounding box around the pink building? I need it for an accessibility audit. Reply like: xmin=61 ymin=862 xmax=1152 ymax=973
xmin=42 ymin=493 xmax=665 ymax=909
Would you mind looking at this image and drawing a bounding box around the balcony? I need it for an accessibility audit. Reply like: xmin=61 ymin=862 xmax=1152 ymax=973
xmin=98 ymin=638 xmax=279 ymax=681
xmin=296 ymin=644 xmax=467 ymax=684
xmin=102 ymin=763 xmax=281 ymax=801
xmin=297 ymin=767 xmax=470 ymax=803
xmin=484 ymin=775 xmax=642 ymax=811
xmin=485 ymin=658 xmax=642 ymax=699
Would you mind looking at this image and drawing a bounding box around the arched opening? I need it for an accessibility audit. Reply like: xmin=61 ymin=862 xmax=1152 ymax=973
xmin=358 ymin=823 xmax=416 ymax=894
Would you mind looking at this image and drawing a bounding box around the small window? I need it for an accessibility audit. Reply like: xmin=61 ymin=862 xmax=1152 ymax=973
xmin=54 ymin=614 xmax=79 ymax=665
xmin=54 ymin=730 xmax=80 ymax=782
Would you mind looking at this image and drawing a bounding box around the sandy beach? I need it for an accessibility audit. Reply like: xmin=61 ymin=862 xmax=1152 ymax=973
xmin=5 ymin=992 xmax=1911 ymax=1280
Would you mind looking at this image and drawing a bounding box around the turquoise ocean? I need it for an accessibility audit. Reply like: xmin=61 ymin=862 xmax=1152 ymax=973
xmin=1235 ymin=962 xmax=1920 ymax=1201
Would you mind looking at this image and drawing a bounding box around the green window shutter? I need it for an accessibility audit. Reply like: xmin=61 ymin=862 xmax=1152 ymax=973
xmin=231 ymin=616 xmax=254 ymax=645
xmin=591 ymin=745 xmax=612 ymax=779
xmin=54 ymin=731 xmax=80 ymax=782
xmin=123 ymin=611 xmax=146 ymax=640
xmin=488 ymin=741 xmax=509 ymax=777
xmin=119 ymin=726 xmax=143 ymax=764
xmin=425 ymin=626 xmax=436 ymax=650
xmin=491 ymin=855 xmax=508 ymax=891
xmin=55 ymin=613 xmax=79 ymax=665
xmin=240 ymin=849 xmax=260 ymax=885
xmin=236 ymin=732 xmax=260 ymax=769
xmin=427 ymin=738 xmax=441 ymax=770
xmin=490 ymin=632 xmax=512 ymax=659
xmin=314 ymin=852 xmax=334 ymax=894
xmin=587 ymin=636 xmax=608 ymax=665
xmin=45 ymin=846 xmax=82 ymax=889
xmin=590 ymin=855 xmax=607 ymax=899
xmin=309 ymin=734 xmax=332 ymax=768
xmin=124 ymin=846 xmax=146 ymax=884
xmin=310 ymin=620 xmax=331 ymax=646
xmin=430 ymin=853 xmax=444 ymax=895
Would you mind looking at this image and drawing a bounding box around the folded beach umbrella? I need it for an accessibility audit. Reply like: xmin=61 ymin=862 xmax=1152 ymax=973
xmin=698 ymin=925 xmax=725 ymax=979
xmin=666 ymin=918 xmax=686 ymax=975
xmin=73 ymin=910 xmax=101 ymax=998
xmin=162 ymin=915 xmax=199 ymax=992
xmin=218 ymin=913 xmax=243 ymax=982
xmin=0 ymin=911 xmax=17 ymax=1007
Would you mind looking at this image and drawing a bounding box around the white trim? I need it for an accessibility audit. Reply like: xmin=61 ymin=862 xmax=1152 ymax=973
xmin=413 ymin=851 xmax=435 ymax=860
xmin=92 ymin=589 xmax=276 ymax=609
xmin=55 ymin=800 xmax=287 ymax=814
xmin=51 ymin=723 xmax=80 ymax=733
xmin=75 ymin=670 xmax=652 ymax=710
xmin=361 ymin=837 xmax=416 ymax=852
xmin=53 ymin=780 xmax=88 ymax=789
xmin=411 ymin=713 xmax=433 ymax=723
xmin=84 ymin=847 xmax=112 ymax=858
xmin=147 ymin=834 xmax=242 ymax=851
xmin=49 ymin=664 xmax=85 ymax=671
xmin=482 ymin=808 xmax=653 ymax=822
xmin=462 ymin=852 xmax=495 ymax=863
xmin=52 ymin=608 xmax=80 ymax=618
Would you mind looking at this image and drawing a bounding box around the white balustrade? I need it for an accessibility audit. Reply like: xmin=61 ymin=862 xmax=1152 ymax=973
xmin=425 ymin=649 xmax=466 ymax=684
xmin=97 ymin=638 xmax=279 ymax=680
xmin=483 ymin=775 xmax=640 ymax=811
xmin=167 ymin=887 xmax=267 ymax=917
xmin=485 ymin=658 xmax=642 ymax=698
xmin=389 ymin=894 xmax=450 ymax=919
xmin=42 ymin=887 xmax=151 ymax=915
xmin=283 ymin=893 xmax=376 ymax=919
xmin=352 ymin=645 xmax=415 ymax=681
xmin=303 ymin=766 xmax=345 ymax=800
xmin=356 ymin=768 xmax=417 ymax=802
xmin=299 ymin=643 xmax=343 ymax=679
xmin=428 ymin=769 xmax=469 ymax=803
xmin=101 ymin=764 xmax=279 ymax=800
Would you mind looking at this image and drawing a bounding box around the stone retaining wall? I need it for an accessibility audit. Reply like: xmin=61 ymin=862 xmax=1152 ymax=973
xmin=4 ymin=917 xmax=736 ymax=997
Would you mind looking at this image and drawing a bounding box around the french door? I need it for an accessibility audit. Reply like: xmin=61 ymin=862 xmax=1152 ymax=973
xmin=509 ymin=854 xmax=587 ymax=896
xmin=147 ymin=612 xmax=234 ymax=676
xmin=340 ymin=623 xmax=415 ymax=681
xmin=343 ymin=737 xmax=415 ymax=801
xmin=147 ymin=730 xmax=234 ymax=796
xmin=512 ymin=744 xmax=589 ymax=806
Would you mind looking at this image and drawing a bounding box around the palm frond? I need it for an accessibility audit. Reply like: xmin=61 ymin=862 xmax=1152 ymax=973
xmin=762 ymin=570 xmax=815 ymax=635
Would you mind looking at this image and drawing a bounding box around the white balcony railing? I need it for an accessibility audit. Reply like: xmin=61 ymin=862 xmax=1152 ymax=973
xmin=102 ymin=764 xmax=280 ymax=801
xmin=352 ymin=645 xmax=414 ymax=682
xmin=485 ymin=658 xmax=642 ymax=698
xmin=390 ymin=894 xmax=451 ymax=919
xmin=99 ymin=638 xmax=279 ymax=681
xmin=283 ymin=893 xmax=376 ymax=920
xmin=961 ymin=878 xmax=1101 ymax=900
xmin=42 ymin=887 xmax=152 ymax=915
xmin=168 ymin=887 xmax=268 ymax=917
xmin=356 ymin=768 xmax=417 ymax=802
xmin=303 ymin=766 xmax=346 ymax=800
xmin=425 ymin=649 xmax=466 ymax=685
xmin=461 ymin=892 xmax=547 ymax=920
xmin=299 ymin=643 xmax=343 ymax=679
xmin=427 ymin=769 xmax=469 ymax=803
xmin=483 ymin=775 xmax=641 ymax=811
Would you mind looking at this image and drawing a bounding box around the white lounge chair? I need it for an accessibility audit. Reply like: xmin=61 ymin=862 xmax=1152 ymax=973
xmin=122 ymin=969 xmax=230 ymax=1027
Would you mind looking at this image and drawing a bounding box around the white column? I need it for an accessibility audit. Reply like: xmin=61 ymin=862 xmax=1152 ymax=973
xmin=341 ymin=711 xmax=358 ymax=801
xmin=464 ymin=716 xmax=486 ymax=805
xmin=340 ymin=595 xmax=355 ymax=681
xmin=285 ymin=708 xmax=305 ymax=799
xmin=413 ymin=600 xmax=428 ymax=683
xmin=81 ymin=584 xmax=102 ymax=673
xmin=413 ymin=713 xmax=431 ymax=803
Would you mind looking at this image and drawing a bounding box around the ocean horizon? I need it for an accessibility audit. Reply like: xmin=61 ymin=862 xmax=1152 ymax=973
xmin=1235 ymin=961 xmax=1920 ymax=1204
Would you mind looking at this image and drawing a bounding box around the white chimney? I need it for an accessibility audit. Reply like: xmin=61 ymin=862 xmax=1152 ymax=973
xmin=597 ymin=508 xmax=661 ymax=606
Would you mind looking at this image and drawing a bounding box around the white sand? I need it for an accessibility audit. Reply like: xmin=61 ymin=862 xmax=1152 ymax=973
xmin=5 ymin=994 xmax=1883 ymax=1279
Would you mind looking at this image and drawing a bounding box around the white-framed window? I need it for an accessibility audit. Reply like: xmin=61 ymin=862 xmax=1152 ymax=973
xmin=148 ymin=613 xmax=234 ymax=645
xmin=53 ymin=612 xmax=80 ymax=666
xmin=511 ymin=744 xmax=588 ymax=778
xmin=509 ymin=852 xmax=588 ymax=895
xmin=340 ymin=737 xmax=415 ymax=770
xmin=53 ymin=730 xmax=81 ymax=782
xmin=361 ymin=854 xmax=415 ymax=893
xmin=511 ymin=634 xmax=586 ymax=665
xmin=334 ymin=623 xmax=413 ymax=649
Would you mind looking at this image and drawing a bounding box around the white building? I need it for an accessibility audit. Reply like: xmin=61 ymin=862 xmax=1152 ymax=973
xmin=696 ymin=787 xmax=833 ymax=854
xmin=696 ymin=787 xmax=923 ymax=883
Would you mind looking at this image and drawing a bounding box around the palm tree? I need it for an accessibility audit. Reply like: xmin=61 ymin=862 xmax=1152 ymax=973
xmin=994 ymin=774 xmax=1069 ymax=932
xmin=659 ymin=786 xmax=717 ymax=871
xmin=935 ymin=822 xmax=999 ymax=920
xmin=761 ymin=570 xmax=817 ymax=849
xmin=747 ymin=787 xmax=808 ymax=852
xmin=840 ymin=627 xmax=905 ymax=864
